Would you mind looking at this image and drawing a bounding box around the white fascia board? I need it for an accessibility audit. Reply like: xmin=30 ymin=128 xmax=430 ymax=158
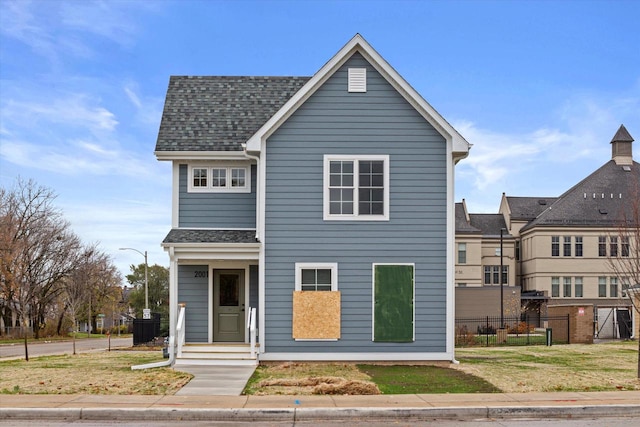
xmin=246 ymin=34 xmax=471 ymax=160
xmin=161 ymin=243 xmax=260 ymax=260
xmin=246 ymin=34 xmax=368 ymax=152
xmin=162 ymin=243 xmax=260 ymax=251
xmin=259 ymin=352 xmax=454 ymax=362
xmin=155 ymin=150 xmax=249 ymax=161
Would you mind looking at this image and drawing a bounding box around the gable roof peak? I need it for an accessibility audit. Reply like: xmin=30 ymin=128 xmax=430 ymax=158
xmin=611 ymin=124 xmax=634 ymax=143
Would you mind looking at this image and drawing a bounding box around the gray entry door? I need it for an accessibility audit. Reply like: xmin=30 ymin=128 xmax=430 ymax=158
xmin=213 ymin=270 xmax=245 ymax=342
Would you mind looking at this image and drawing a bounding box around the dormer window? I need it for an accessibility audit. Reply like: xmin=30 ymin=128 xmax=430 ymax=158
xmin=189 ymin=164 xmax=250 ymax=193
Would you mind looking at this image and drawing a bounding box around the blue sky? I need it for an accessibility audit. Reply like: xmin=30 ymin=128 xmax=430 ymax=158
xmin=1 ymin=0 xmax=639 ymax=279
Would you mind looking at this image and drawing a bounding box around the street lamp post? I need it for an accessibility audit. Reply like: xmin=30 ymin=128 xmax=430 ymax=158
xmin=500 ymin=228 xmax=505 ymax=328
xmin=119 ymin=248 xmax=148 ymax=311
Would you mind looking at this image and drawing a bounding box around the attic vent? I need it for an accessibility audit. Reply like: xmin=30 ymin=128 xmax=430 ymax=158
xmin=538 ymin=199 xmax=547 ymax=205
xmin=623 ymin=165 xmax=631 ymax=172
xmin=348 ymin=68 xmax=367 ymax=92
xmin=599 ymin=208 xmax=608 ymax=215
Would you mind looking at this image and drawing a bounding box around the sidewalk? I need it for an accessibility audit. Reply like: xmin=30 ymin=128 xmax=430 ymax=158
xmin=2 ymin=391 xmax=640 ymax=421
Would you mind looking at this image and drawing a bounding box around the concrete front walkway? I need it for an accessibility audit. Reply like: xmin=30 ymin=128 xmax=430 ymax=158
xmin=172 ymin=364 xmax=257 ymax=396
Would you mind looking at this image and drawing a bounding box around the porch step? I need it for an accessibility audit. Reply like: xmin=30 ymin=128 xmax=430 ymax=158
xmin=174 ymin=358 xmax=257 ymax=366
xmin=175 ymin=344 xmax=258 ymax=366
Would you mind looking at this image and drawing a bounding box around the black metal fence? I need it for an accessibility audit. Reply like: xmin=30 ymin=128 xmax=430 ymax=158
xmin=133 ymin=313 xmax=161 ymax=345
xmin=455 ymin=314 xmax=570 ymax=347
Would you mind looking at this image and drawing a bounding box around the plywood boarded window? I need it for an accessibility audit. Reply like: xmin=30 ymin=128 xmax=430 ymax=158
xmin=373 ymin=264 xmax=414 ymax=342
xmin=292 ymin=291 xmax=341 ymax=340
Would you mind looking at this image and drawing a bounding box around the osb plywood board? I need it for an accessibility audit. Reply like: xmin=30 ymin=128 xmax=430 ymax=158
xmin=292 ymin=291 xmax=341 ymax=340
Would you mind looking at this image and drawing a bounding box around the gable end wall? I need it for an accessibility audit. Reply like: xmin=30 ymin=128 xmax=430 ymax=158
xmin=263 ymin=53 xmax=448 ymax=354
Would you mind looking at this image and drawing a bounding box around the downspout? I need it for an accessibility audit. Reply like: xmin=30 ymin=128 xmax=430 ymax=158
xmin=131 ymin=335 xmax=175 ymax=370
xmin=131 ymin=247 xmax=178 ymax=370
xmin=243 ymin=144 xmax=265 ymax=357
xmin=242 ymin=144 xmax=261 ymax=241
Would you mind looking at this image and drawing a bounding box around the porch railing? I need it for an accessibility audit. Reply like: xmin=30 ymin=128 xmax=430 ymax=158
xmin=248 ymin=306 xmax=257 ymax=359
xmin=176 ymin=304 xmax=186 ymax=358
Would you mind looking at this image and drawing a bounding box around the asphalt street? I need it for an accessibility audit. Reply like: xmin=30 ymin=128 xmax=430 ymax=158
xmin=0 ymin=337 xmax=133 ymax=359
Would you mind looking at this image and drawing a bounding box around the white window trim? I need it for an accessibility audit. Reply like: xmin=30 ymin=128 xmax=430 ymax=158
xmin=323 ymin=154 xmax=389 ymax=221
xmin=188 ymin=163 xmax=251 ymax=193
xmin=295 ymin=262 xmax=338 ymax=291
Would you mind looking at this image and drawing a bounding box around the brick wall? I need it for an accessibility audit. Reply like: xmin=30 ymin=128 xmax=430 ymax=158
xmin=548 ymin=304 xmax=594 ymax=344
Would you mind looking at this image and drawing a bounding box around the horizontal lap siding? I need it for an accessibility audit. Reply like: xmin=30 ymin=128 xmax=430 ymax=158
xmin=178 ymin=265 xmax=208 ymax=342
xmin=178 ymin=164 xmax=257 ymax=228
xmin=264 ymin=53 xmax=447 ymax=354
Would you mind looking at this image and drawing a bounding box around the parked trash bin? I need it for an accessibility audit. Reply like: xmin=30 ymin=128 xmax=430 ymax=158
xmin=546 ymin=328 xmax=552 ymax=346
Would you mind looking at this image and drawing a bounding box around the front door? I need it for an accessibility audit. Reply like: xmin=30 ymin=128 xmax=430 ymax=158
xmin=213 ymin=270 xmax=245 ymax=342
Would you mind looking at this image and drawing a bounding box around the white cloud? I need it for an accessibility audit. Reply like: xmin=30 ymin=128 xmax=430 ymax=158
xmin=0 ymin=0 xmax=158 ymax=64
xmin=2 ymin=94 xmax=118 ymax=133
xmin=454 ymin=87 xmax=640 ymax=213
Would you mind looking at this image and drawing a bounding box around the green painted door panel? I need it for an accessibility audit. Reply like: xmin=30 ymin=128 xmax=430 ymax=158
xmin=373 ymin=264 xmax=414 ymax=342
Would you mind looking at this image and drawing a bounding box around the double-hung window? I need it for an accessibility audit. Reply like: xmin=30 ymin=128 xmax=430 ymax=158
xmin=575 ymin=236 xmax=583 ymax=257
xmin=563 ymin=277 xmax=571 ymax=297
xmin=324 ymin=155 xmax=389 ymax=220
xmin=598 ymin=236 xmax=607 ymax=256
xmin=188 ymin=164 xmax=250 ymax=192
xmin=563 ymin=236 xmax=571 ymax=256
xmin=295 ymin=263 xmax=338 ymax=291
xmin=551 ymin=277 xmax=559 ymax=297
xmin=621 ymin=236 xmax=630 ymax=257
xmin=457 ymin=243 xmax=467 ymax=264
xmin=551 ymin=236 xmax=560 ymax=256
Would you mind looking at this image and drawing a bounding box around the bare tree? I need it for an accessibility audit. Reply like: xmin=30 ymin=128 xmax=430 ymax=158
xmin=0 ymin=178 xmax=81 ymax=360
xmin=608 ymin=182 xmax=640 ymax=378
xmin=60 ymin=244 xmax=97 ymax=354
xmin=86 ymin=251 xmax=122 ymax=335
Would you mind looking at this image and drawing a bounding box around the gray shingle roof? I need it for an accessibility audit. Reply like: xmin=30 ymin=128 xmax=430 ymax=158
xmin=163 ymin=229 xmax=258 ymax=244
xmin=506 ymin=197 xmax=558 ymax=221
xmin=155 ymin=76 xmax=310 ymax=152
xmin=611 ymin=124 xmax=634 ymax=143
xmin=469 ymin=214 xmax=508 ymax=237
xmin=455 ymin=203 xmax=481 ymax=233
xmin=523 ymin=160 xmax=640 ymax=230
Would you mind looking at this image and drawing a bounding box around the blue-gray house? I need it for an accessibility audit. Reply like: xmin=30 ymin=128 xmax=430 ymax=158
xmin=155 ymin=35 xmax=470 ymax=365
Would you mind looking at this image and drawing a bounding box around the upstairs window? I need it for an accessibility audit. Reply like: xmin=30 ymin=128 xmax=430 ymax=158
xmin=621 ymin=236 xmax=630 ymax=257
xmin=551 ymin=236 xmax=560 ymax=257
xmin=188 ymin=164 xmax=250 ymax=193
xmin=563 ymin=236 xmax=571 ymax=256
xmin=610 ymin=236 xmax=618 ymax=257
xmin=324 ymin=155 xmax=389 ymax=220
xmin=575 ymin=236 xmax=583 ymax=257
xmin=598 ymin=236 xmax=607 ymax=256
xmin=457 ymin=243 xmax=467 ymax=264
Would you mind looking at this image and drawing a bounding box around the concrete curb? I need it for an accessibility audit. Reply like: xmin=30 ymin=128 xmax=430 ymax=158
xmin=2 ymin=405 xmax=640 ymax=422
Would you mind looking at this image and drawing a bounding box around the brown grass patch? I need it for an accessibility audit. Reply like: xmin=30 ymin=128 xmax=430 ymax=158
xmin=257 ymin=375 xmax=380 ymax=395
xmin=455 ymin=342 xmax=640 ymax=393
xmin=245 ymin=362 xmax=380 ymax=395
xmin=0 ymin=351 xmax=191 ymax=395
